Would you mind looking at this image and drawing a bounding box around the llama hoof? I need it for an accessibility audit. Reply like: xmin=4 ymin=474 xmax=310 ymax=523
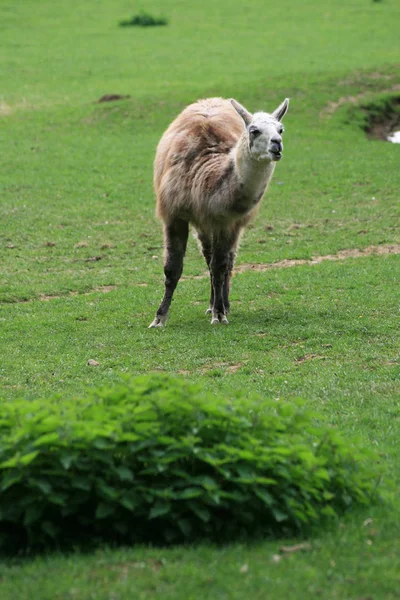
xmin=210 ymin=313 xmax=229 ymax=325
xmin=205 ymin=307 xmax=212 ymax=315
xmin=148 ymin=315 xmax=167 ymax=328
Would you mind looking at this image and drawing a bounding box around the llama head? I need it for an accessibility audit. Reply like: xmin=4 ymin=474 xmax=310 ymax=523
xmin=230 ymin=98 xmax=289 ymax=162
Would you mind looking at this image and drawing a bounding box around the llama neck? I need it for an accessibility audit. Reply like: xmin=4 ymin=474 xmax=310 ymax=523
xmin=232 ymin=135 xmax=275 ymax=201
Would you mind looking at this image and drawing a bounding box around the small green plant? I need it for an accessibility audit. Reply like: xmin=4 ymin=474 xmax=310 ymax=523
xmin=0 ymin=375 xmax=380 ymax=552
xmin=119 ymin=12 xmax=168 ymax=28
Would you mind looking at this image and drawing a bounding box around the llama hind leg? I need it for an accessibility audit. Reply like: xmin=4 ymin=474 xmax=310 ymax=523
xmin=197 ymin=231 xmax=214 ymax=314
xmin=222 ymin=248 xmax=237 ymax=315
xmin=149 ymin=219 xmax=189 ymax=328
xmin=210 ymin=238 xmax=233 ymax=325
xmin=219 ymin=226 xmax=242 ymax=323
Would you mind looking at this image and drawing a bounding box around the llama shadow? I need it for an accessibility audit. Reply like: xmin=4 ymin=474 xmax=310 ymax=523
xmin=228 ymin=301 xmax=347 ymax=342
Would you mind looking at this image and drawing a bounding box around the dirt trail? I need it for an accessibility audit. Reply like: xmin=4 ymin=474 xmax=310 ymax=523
xmin=180 ymin=243 xmax=399 ymax=281
xmin=4 ymin=244 xmax=399 ymax=303
xmin=234 ymin=243 xmax=400 ymax=274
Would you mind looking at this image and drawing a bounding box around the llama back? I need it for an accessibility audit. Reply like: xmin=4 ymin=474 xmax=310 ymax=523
xmin=154 ymin=98 xmax=244 ymax=225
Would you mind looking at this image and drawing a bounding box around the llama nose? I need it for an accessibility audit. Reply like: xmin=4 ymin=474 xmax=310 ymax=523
xmin=271 ymin=137 xmax=282 ymax=151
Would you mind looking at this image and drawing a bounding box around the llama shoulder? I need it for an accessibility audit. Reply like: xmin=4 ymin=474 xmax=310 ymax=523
xmin=162 ymin=98 xmax=243 ymax=158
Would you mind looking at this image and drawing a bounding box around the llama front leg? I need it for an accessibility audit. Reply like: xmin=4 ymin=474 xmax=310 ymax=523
xmin=149 ymin=219 xmax=189 ymax=327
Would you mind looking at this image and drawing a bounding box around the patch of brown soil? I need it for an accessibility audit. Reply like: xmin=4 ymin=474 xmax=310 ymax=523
xmin=226 ymin=363 xmax=243 ymax=374
xmin=93 ymin=285 xmax=117 ymax=294
xmin=0 ymin=101 xmax=12 ymax=116
xmin=4 ymin=244 xmax=398 ymax=305
xmin=235 ymin=244 xmax=400 ymax=274
xmin=39 ymin=294 xmax=61 ymax=302
xmin=338 ymin=72 xmax=394 ymax=86
xmin=200 ymin=362 xmax=244 ymax=374
xmin=96 ymin=94 xmax=131 ymax=103
xmin=365 ymin=96 xmax=400 ymax=140
xmin=9 ymin=286 xmax=117 ymax=305
xmin=85 ymin=255 xmax=103 ymax=262
xmin=295 ymin=354 xmax=325 ymax=363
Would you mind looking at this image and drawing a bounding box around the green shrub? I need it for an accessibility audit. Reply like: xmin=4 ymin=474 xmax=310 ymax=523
xmin=0 ymin=375 xmax=380 ymax=552
xmin=119 ymin=12 xmax=168 ymax=27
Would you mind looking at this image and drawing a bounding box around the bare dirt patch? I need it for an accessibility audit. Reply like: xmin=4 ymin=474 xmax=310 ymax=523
xmin=96 ymin=94 xmax=131 ymax=103
xmin=6 ymin=285 xmax=117 ymax=305
xmin=295 ymin=354 xmax=325 ymax=363
xmin=0 ymin=101 xmax=12 ymax=116
xmin=93 ymin=285 xmax=117 ymax=294
xmin=200 ymin=362 xmax=244 ymax=374
xmin=180 ymin=244 xmax=399 ymax=282
xmin=338 ymin=71 xmax=395 ymax=86
xmin=363 ymin=96 xmax=400 ymax=140
xmin=235 ymin=244 xmax=400 ymax=275
xmin=4 ymin=244 xmax=398 ymax=305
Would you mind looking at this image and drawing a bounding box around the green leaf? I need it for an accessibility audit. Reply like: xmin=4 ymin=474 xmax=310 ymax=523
xmin=95 ymin=502 xmax=115 ymax=519
xmin=188 ymin=502 xmax=211 ymax=523
xmin=92 ymin=438 xmax=111 ymax=450
xmin=115 ymin=466 xmax=134 ymax=482
xmin=193 ymin=475 xmax=218 ymax=490
xmin=272 ymin=508 xmax=288 ymax=523
xmin=315 ymin=468 xmax=331 ymax=481
xmin=49 ymin=493 xmax=67 ymax=506
xmin=235 ymin=465 xmax=256 ymax=481
xmin=97 ymin=480 xmax=118 ymax=500
xmin=321 ymin=505 xmax=337 ymax=518
xmin=177 ymin=518 xmax=192 ymax=537
xmin=33 ymin=433 xmax=60 ymax=447
xmin=254 ymin=488 xmax=274 ymax=506
xmin=24 ymin=504 xmax=44 ymax=525
xmin=41 ymin=521 xmax=59 ymax=538
xmin=72 ymin=476 xmax=91 ymax=491
xmin=19 ymin=451 xmax=40 ymax=465
xmin=255 ymin=476 xmax=277 ymax=485
xmin=0 ymin=456 xmax=19 ymax=469
xmin=323 ymin=491 xmax=334 ymax=501
xmin=119 ymin=496 xmax=136 ymax=511
xmin=149 ymin=502 xmax=171 ymax=519
xmin=1 ymin=472 xmax=21 ymax=491
xmin=31 ymin=478 xmax=52 ymax=495
xmin=60 ymin=454 xmax=75 ymax=469
xmin=176 ymin=487 xmax=202 ymax=500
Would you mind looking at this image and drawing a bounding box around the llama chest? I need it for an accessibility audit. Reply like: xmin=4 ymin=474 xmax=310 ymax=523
xmin=230 ymin=193 xmax=263 ymax=216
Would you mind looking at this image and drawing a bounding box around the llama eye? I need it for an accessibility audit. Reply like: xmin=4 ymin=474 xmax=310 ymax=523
xmin=249 ymin=126 xmax=261 ymax=137
xmin=278 ymin=127 xmax=284 ymax=134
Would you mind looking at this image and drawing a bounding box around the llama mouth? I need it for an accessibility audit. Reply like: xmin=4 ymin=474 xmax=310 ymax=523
xmin=271 ymin=151 xmax=282 ymax=161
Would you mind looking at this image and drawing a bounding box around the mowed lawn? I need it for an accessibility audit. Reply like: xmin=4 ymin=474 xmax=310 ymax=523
xmin=0 ymin=0 xmax=399 ymax=598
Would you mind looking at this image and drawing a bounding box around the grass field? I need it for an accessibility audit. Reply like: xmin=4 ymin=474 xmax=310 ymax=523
xmin=0 ymin=0 xmax=399 ymax=597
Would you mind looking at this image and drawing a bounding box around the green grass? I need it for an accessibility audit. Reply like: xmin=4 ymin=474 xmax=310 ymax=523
xmin=0 ymin=0 xmax=400 ymax=597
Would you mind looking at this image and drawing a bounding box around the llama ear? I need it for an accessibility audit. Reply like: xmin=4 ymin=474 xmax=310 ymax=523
xmin=230 ymin=98 xmax=253 ymax=126
xmin=272 ymin=98 xmax=289 ymax=121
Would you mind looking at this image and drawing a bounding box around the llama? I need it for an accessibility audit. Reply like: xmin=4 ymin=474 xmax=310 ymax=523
xmin=149 ymin=96 xmax=289 ymax=327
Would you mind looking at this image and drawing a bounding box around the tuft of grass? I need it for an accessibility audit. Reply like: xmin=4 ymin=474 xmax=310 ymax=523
xmin=119 ymin=12 xmax=168 ymax=28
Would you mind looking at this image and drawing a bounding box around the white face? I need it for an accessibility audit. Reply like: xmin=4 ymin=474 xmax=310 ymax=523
xmin=248 ymin=112 xmax=285 ymax=162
